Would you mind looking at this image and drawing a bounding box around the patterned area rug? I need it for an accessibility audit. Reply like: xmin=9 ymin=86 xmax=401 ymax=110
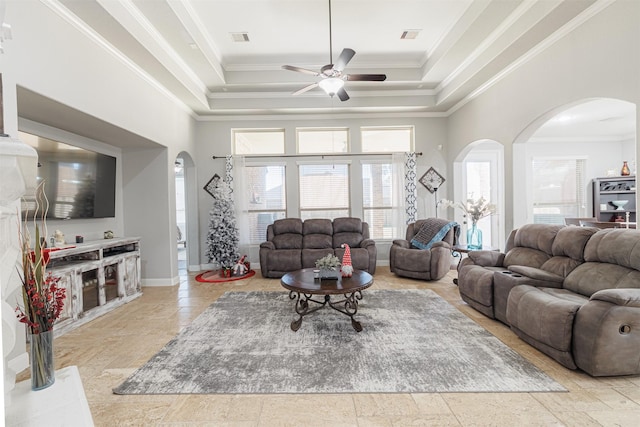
xmin=113 ymin=290 xmax=565 ymax=394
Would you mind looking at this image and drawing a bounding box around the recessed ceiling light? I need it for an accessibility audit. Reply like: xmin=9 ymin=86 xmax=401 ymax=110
xmin=230 ymin=32 xmax=250 ymax=42
xmin=401 ymin=30 xmax=421 ymax=40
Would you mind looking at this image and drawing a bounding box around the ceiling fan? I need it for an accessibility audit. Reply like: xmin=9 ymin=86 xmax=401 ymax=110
xmin=282 ymin=0 xmax=387 ymax=101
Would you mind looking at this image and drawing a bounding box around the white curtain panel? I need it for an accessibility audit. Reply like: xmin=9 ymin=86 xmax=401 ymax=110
xmin=230 ymin=155 xmax=251 ymax=251
xmin=391 ymin=153 xmax=407 ymax=237
xmin=404 ymin=152 xmax=418 ymax=224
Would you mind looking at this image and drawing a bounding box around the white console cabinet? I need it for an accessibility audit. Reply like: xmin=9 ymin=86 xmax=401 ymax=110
xmin=46 ymin=237 xmax=142 ymax=336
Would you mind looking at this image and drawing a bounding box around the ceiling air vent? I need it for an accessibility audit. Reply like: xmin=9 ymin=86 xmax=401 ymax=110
xmin=401 ymin=30 xmax=421 ymax=40
xmin=230 ymin=32 xmax=250 ymax=42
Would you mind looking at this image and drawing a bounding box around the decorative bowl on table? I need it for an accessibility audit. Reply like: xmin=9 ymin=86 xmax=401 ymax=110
xmin=611 ymin=200 xmax=629 ymax=211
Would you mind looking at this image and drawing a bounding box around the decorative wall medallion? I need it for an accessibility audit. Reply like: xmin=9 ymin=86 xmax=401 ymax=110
xmin=419 ymin=167 xmax=445 ymax=193
xmin=204 ymin=174 xmax=221 ymax=198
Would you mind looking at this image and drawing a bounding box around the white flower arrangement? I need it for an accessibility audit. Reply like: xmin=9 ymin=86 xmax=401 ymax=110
xmin=440 ymin=196 xmax=496 ymax=225
xmin=315 ymin=254 xmax=341 ymax=270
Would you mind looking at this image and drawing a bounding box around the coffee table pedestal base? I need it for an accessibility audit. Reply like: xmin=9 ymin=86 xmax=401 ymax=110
xmin=288 ymin=290 xmax=364 ymax=332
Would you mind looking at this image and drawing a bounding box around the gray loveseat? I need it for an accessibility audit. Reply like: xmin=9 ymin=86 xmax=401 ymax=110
xmin=457 ymin=224 xmax=640 ymax=376
xmin=259 ymin=217 xmax=377 ymax=278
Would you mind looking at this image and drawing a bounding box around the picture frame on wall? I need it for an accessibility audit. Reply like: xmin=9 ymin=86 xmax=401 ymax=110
xmin=419 ymin=167 xmax=445 ymax=193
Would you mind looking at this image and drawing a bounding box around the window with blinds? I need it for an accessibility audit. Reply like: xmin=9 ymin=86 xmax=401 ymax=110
xmin=245 ymin=165 xmax=287 ymax=243
xmin=532 ymin=158 xmax=586 ymax=224
xmin=360 ymin=127 xmax=412 ymax=238
xmin=362 ymin=162 xmax=395 ymax=239
xmin=299 ymin=163 xmax=350 ymax=220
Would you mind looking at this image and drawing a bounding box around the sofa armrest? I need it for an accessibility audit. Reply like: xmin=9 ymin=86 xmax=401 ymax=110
xmin=467 ymin=250 xmax=505 ymax=267
xmin=573 ymin=288 xmax=640 ymax=376
xmin=508 ymin=265 xmax=564 ymax=286
xmin=431 ymin=241 xmax=451 ymax=249
xmin=360 ymin=238 xmax=376 ymax=249
xmin=260 ymin=241 xmax=275 ymax=250
xmin=590 ymin=289 xmax=640 ymax=307
xmin=392 ymin=239 xmax=410 ymax=249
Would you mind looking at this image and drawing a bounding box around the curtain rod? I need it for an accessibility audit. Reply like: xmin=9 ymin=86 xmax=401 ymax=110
xmin=212 ymin=152 xmax=422 ymax=160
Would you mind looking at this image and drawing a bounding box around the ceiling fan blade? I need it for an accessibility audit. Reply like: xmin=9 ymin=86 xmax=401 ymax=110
xmin=337 ymin=87 xmax=350 ymax=101
xmin=333 ymin=48 xmax=355 ymax=72
xmin=282 ymin=65 xmax=320 ymax=76
xmin=346 ymin=74 xmax=387 ymax=81
xmin=292 ymin=83 xmax=319 ymax=95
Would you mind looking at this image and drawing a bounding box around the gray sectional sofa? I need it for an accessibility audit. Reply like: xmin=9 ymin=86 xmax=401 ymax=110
xmin=457 ymin=224 xmax=640 ymax=376
xmin=259 ymin=217 xmax=376 ymax=278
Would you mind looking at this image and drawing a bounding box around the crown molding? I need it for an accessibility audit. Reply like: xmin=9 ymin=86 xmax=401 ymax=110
xmin=42 ymin=0 xmax=196 ymax=119
xmin=446 ymin=0 xmax=617 ymax=116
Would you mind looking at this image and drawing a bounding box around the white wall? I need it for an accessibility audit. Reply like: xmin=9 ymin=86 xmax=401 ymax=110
xmin=2 ymin=1 xmax=198 ymax=283
xmin=448 ymin=0 xmax=640 ymax=233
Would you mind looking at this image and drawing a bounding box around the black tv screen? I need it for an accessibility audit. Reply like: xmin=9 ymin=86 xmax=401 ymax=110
xmin=19 ymin=131 xmax=117 ymax=219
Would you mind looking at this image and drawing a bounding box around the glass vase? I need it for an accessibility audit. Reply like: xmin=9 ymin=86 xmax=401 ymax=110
xmin=467 ymin=223 xmax=483 ymax=250
xmin=30 ymin=330 xmax=55 ymax=390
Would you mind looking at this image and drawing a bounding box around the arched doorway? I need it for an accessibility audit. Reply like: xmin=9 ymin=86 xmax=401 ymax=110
xmin=513 ymin=98 xmax=636 ymax=228
xmin=453 ymin=140 xmax=505 ymax=249
xmin=175 ymin=152 xmax=197 ymax=273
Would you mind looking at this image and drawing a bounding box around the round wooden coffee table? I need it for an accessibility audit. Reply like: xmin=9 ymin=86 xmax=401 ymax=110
xmin=280 ymin=268 xmax=373 ymax=332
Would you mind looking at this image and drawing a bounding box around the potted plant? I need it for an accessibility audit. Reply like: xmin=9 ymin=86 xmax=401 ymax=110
xmin=16 ymin=183 xmax=67 ymax=390
xmin=315 ymin=254 xmax=341 ymax=279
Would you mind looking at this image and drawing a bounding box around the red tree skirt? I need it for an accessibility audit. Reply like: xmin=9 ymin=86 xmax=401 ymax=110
xmin=195 ymin=269 xmax=256 ymax=283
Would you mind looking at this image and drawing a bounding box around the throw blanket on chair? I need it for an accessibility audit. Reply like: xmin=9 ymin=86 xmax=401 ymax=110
xmin=411 ymin=219 xmax=459 ymax=250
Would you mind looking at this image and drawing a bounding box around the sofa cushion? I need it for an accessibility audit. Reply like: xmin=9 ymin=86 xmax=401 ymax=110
xmin=564 ymin=262 xmax=640 ymax=297
xmin=303 ymin=219 xmax=333 ymax=249
xmin=539 ymin=256 xmax=583 ymax=278
xmin=552 ymin=226 xmax=597 ymax=260
xmin=302 ymin=248 xmax=335 ymax=269
xmin=263 ymin=249 xmax=302 ymax=272
xmin=271 ymin=219 xmax=303 ymax=250
xmin=507 ymin=285 xmax=582 ymax=357
xmin=583 ymin=229 xmax=640 ymax=269
xmin=503 ymin=224 xmax=562 ymax=269
xmin=333 ymin=217 xmax=363 ymax=234
xmin=333 ymin=217 xmax=365 ymax=248
xmin=507 ymin=285 xmax=582 ymax=352
xmin=273 ymin=218 xmax=303 ymax=235
xmin=514 ymin=224 xmax=562 ymax=254
xmin=503 ymin=247 xmax=551 ymax=269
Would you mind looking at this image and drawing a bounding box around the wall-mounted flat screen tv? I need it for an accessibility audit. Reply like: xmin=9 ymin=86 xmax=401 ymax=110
xmin=19 ymin=131 xmax=117 ymax=219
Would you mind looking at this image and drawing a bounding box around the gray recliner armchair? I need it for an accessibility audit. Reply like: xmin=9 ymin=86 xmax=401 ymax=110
xmin=389 ymin=218 xmax=458 ymax=281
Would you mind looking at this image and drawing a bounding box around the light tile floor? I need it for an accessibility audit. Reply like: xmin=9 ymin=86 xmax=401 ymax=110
xmin=18 ymin=267 xmax=640 ymax=426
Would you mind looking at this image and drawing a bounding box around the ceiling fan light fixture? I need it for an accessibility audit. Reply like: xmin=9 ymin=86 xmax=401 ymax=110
xmin=318 ymin=77 xmax=344 ymax=95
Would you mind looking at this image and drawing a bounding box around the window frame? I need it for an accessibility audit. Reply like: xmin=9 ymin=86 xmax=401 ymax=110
xmin=361 ymin=125 xmax=415 ymax=153
xmin=232 ymin=128 xmax=285 ymax=155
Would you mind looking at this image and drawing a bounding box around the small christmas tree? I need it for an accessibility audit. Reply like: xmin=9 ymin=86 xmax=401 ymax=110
xmin=205 ymin=178 xmax=240 ymax=269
